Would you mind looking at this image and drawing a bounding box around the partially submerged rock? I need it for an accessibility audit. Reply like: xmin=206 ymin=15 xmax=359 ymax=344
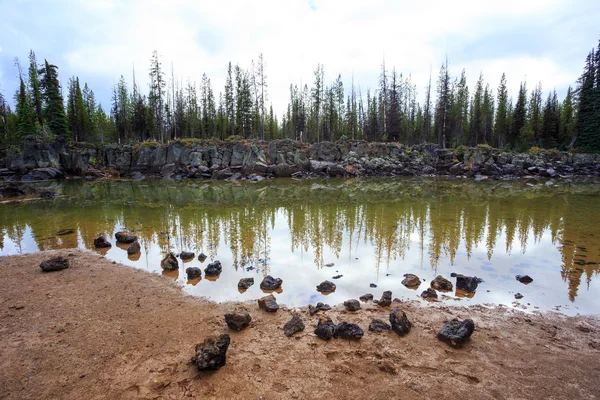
xmin=514 ymin=293 xmax=524 ymax=299
xmin=314 ymin=317 xmax=336 ymax=340
xmin=389 ymin=309 xmax=412 ymax=336
xmin=93 ymin=236 xmax=112 ymax=248
xmin=191 ymin=334 xmax=231 ymax=370
xmin=421 ymin=287 xmax=438 ymax=300
xmin=516 ymin=275 xmax=533 ymax=284
xmin=238 ymin=277 xmax=254 ymax=290
xmin=431 ymin=275 xmax=453 ymax=291
xmin=260 ymin=275 xmax=283 ymax=290
xmin=204 ymin=261 xmax=222 ymax=277
xmin=283 ymin=315 xmax=305 ymax=337
xmin=359 ymin=293 xmax=374 ymax=302
xmin=378 ymin=291 xmax=392 ymax=307
xmin=186 ymin=267 xmax=202 ymax=280
xmin=198 ymin=253 xmax=208 ymax=262
xmin=115 ymin=231 xmax=137 ymax=244
xmin=316 ymin=280 xmax=336 ymax=293
xmin=308 ymin=302 xmax=331 ymax=315
xmin=180 ymin=251 xmax=195 ymax=260
xmin=127 ymin=241 xmax=140 ymax=255
xmin=334 ymin=322 xmax=364 ymax=340
xmin=343 ymin=299 xmax=361 ymax=311
xmin=332 ymin=274 xmax=343 ymax=279
xmin=40 ymin=256 xmax=69 ymax=272
xmin=437 ymin=319 xmax=475 ymax=347
xmin=370 ymin=283 xmax=378 ymax=288
xmin=224 ymin=311 xmax=252 ymax=331
xmin=454 ymin=274 xmax=483 ymax=293
xmin=401 ymin=273 xmax=421 ymax=288
xmin=369 ymin=319 xmax=392 ymax=333
xmin=258 ymin=294 xmax=279 ymax=312
xmin=160 ymin=252 xmax=179 ymax=271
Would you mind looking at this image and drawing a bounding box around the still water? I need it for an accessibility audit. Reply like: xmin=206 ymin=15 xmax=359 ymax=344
xmin=1 ymin=177 xmax=599 ymax=315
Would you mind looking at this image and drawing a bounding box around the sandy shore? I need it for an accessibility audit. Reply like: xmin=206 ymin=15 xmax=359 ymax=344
xmin=1 ymin=250 xmax=599 ymax=400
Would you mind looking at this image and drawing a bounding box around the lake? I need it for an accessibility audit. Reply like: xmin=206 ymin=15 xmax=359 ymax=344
xmin=1 ymin=177 xmax=599 ymax=315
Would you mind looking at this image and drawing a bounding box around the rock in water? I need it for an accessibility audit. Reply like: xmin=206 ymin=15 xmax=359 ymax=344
xmin=316 ymin=280 xmax=336 ymax=293
xmin=198 ymin=253 xmax=208 ymax=262
xmin=421 ymin=288 xmax=438 ymax=300
xmin=238 ymin=277 xmax=254 ymax=290
xmin=378 ymin=291 xmax=392 ymax=307
xmin=191 ymin=334 xmax=231 ymax=370
xmin=186 ymin=267 xmax=202 ymax=280
xmin=389 ymin=309 xmax=412 ymax=336
xmin=224 ymin=311 xmax=252 ymax=331
xmin=308 ymin=302 xmax=331 ymax=315
xmin=283 ymin=315 xmax=305 ymax=337
xmin=314 ymin=317 xmax=336 ymax=340
xmin=343 ymin=299 xmax=361 ymax=311
xmin=370 ymin=283 xmax=378 ymax=288
xmin=516 ymin=275 xmax=533 ymax=284
xmin=180 ymin=251 xmax=195 ymax=260
xmin=431 ymin=275 xmax=453 ymax=291
xmin=127 ymin=241 xmax=140 ymax=255
xmin=401 ymin=273 xmax=421 ymax=288
xmin=514 ymin=293 xmax=524 ymax=300
xmin=369 ymin=319 xmax=391 ymax=333
xmin=334 ymin=322 xmax=364 ymax=340
xmin=160 ymin=252 xmax=179 ymax=271
xmin=258 ymin=294 xmax=279 ymax=312
xmin=40 ymin=256 xmax=69 ymax=272
xmin=115 ymin=231 xmax=137 ymax=244
xmin=455 ymin=274 xmax=482 ymax=293
xmin=437 ymin=319 xmax=475 ymax=347
xmin=93 ymin=236 xmax=111 ymax=248
xmin=260 ymin=275 xmax=283 ymax=290
xmin=204 ymin=261 xmax=222 ymax=277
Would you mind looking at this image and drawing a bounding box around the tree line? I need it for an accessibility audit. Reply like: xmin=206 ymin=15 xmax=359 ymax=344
xmin=1 ymin=39 xmax=599 ymax=152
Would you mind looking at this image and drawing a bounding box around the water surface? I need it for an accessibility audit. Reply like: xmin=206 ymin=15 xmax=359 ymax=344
xmin=1 ymin=177 xmax=599 ymax=315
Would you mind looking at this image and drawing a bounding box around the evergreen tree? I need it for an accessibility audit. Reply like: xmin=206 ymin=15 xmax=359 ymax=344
xmin=39 ymin=59 xmax=69 ymax=139
xmin=511 ymin=81 xmax=528 ymax=147
xmin=528 ymin=82 xmax=543 ymax=145
xmin=559 ymin=86 xmax=576 ymax=149
xmin=469 ymin=73 xmax=484 ymax=145
xmin=576 ymin=46 xmax=599 ymax=152
xmin=388 ymin=68 xmax=401 ymax=141
xmin=542 ymin=90 xmax=560 ymax=148
xmin=225 ymin=62 xmax=235 ymax=136
xmin=14 ymin=73 xmax=37 ymax=140
xmin=148 ymin=50 xmax=166 ymax=142
xmin=482 ymin=84 xmax=494 ymax=145
xmin=28 ymin=50 xmax=43 ymax=126
xmin=434 ymin=59 xmax=450 ymax=147
xmin=494 ymin=73 xmax=509 ymax=148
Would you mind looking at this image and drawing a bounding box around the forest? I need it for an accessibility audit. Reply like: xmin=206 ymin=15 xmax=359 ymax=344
xmin=0 ymin=39 xmax=599 ymax=152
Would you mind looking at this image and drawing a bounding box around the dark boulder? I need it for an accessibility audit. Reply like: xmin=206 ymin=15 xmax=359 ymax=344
xmin=359 ymin=293 xmax=373 ymax=302
xmin=389 ymin=309 xmax=412 ymax=336
xmin=283 ymin=315 xmax=305 ymax=337
xmin=186 ymin=267 xmax=202 ymax=280
xmin=369 ymin=283 xmax=377 ymax=288
xmin=314 ymin=317 xmax=336 ymax=340
xmin=204 ymin=261 xmax=223 ymax=276
xmin=455 ymin=274 xmax=481 ymax=293
xmin=378 ymin=291 xmax=392 ymax=307
xmin=238 ymin=277 xmax=255 ymax=290
xmin=334 ymin=322 xmax=364 ymax=340
xmin=160 ymin=252 xmax=179 ymax=271
xmin=93 ymin=236 xmax=112 ymax=248
xmin=332 ymin=274 xmax=343 ymax=279
xmin=516 ymin=275 xmax=533 ymax=284
xmin=260 ymin=275 xmax=283 ymax=290
xmin=191 ymin=334 xmax=231 ymax=370
xmin=401 ymin=273 xmax=421 ymax=288
xmin=369 ymin=319 xmax=392 ymax=333
xmin=198 ymin=253 xmax=208 ymax=262
xmin=258 ymin=294 xmax=279 ymax=312
xmin=224 ymin=311 xmax=252 ymax=331
xmin=343 ymin=299 xmax=361 ymax=311
xmin=431 ymin=275 xmax=453 ymax=291
xmin=40 ymin=256 xmax=69 ymax=272
xmin=316 ymin=280 xmax=336 ymax=293
xmin=514 ymin=293 xmax=524 ymax=299
xmin=127 ymin=241 xmax=140 ymax=255
xmin=421 ymin=287 xmax=438 ymax=300
xmin=437 ymin=319 xmax=475 ymax=347
xmin=308 ymin=302 xmax=331 ymax=315
xmin=115 ymin=231 xmax=137 ymax=244
xmin=180 ymin=251 xmax=195 ymax=260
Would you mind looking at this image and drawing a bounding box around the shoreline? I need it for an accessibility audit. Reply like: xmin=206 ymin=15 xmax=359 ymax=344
xmin=1 ymin=249 xmax=599 ymax=399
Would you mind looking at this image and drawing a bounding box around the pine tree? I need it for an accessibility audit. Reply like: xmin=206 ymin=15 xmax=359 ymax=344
xmin=14 ymin=63 xmax=37 ymax=141
xmin=148 ymin=50 xmax=166 ymax=142
xmin=388 ymin=68 xmax=401 ymax=141
xmin=39 ymin=59 xmax=69 ymax=139
xmin=469 ymin=73 xmax=484 ymax=145
xmin=434 ymin=58 xmax=450 ymax=147
xmin=559 ymin=86 xmax=576 ymax=149
xmin=528 ymin=82 xmax=543 ymax=145
xmin=482 ymin=84 xmax=494 ymax=145
xmin=28 ymin=50 xmax=43 ymax=126
xmin=541 ymin=90 xmax=560 ymax=148
xmin=511 ymin=81 xmax=528 ymax=147
xmin=494 ymin=73 xmax=508 ymax=148
xmin=576 ymin=47 xmax=599 ymax=152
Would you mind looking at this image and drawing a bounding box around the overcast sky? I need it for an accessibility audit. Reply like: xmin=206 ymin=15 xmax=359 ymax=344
xmin=1 ymin=0 xmax=599 ymax=116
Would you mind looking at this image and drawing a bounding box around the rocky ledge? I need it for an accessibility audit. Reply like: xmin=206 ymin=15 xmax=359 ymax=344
xmin=1 ymin=136 xmax=599 ymax=182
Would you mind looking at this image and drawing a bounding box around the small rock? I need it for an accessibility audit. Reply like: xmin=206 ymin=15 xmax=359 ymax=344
xmin=180 ymin=251 xmax=195 ymax=260
xmin=516 ymin=275 xmax=533 ymax=284
xmin=93 ymin=236 xmax=112 ymax=248
xmin=316 ymin=280 xmax=336 ymax=293
xmin=224 ymin=311 xmax=252 ymax=331
xmin=258 ymin=294 xmax=279 ymax=312
xmin=127 ymin=241 xmax=140 ymax=255
xmin=368 ymin=319 xmax=391 ymax=333
xmin=308 ymin=302 xmax=331 ymax=315
xmin=401 ymin=273 xmax=421 ymax=288
xmin=238 ymin=277 xmax=255 ymax=290
xmin=389 ymin=309 xmax=412 ymax=336
xmin=359 ymin=293 xmax=374 ymax=302
xmin=204 ymin=261 xmax=223 ymax=276
xmin=377 ymin=360 xmax=398 ymax=375
xmin=437 ymin=319 xmax=475 ymax=347
xmin=191 ymin=334 xmax=231 ymax=370
xmin=514 ymin=293 xmax=524 ymax=300
xmin=370 ymin=283 xmax=377 ymax=288
xmin=260 ymin=275 xmax=283 ymax=290
xmin=314 ymin=317 xmax=336 ymax=340
xmin=332 ymin=274 xmax=343 ymax=279
xmin=198 ymin=253 xmax=208 ymax=262
xmin=160 ymin=252 xmax=179 ymax=271
xmin=334 ymin=322 xmax=364 ymax=340
xmin=343 ymin=299 xmax=361 ymax=311
xmin=431 ymin=275 xmax=453 ymax=291
xmin=324 ymin=263 xmax=334 ymax=267
xmin=115 ymin=231 xmax=137 ymax=244
xmin=421 ymin=288 xmax=438 ymax=300
xmin=186 ymin=267 xmax=202 ymax=280
xmin=40 ymin=256 xmax=69 ymax=272
xmin=455 ymin=274 xmax=481 ymax=293
xmin=378 ymin=291 xmax=392 ymax=307
xmin=283 ymin=315 xmax=305 ymax=337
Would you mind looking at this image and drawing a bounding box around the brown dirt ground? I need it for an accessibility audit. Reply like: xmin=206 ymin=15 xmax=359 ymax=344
xmin=1 ymin=250 xmax=600 ymax=400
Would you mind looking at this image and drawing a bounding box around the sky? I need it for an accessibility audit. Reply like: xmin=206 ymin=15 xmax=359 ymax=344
xmin=0 ymin=0 xmax=599 ymax=117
